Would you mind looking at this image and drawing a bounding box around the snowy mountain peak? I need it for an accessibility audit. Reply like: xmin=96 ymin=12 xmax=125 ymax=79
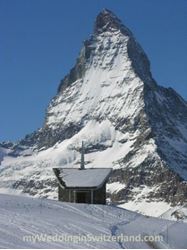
xmin=57 ymin=9 xmax=155 ymax=95
xmin=94 ymin=9 xmax=131 ymax=36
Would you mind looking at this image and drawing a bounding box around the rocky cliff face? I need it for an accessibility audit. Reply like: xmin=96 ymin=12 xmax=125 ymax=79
xmin=0 ymin=9 xmax=187 ymax=216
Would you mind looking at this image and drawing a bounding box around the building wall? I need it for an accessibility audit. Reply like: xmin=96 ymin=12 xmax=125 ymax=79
xmin=58 ymin=182 xmax=107 ymax=204
xmin=58 ymin=184 xmax=73 ymax=202
xmin=93 ymin=183 xmax=106 ymax=204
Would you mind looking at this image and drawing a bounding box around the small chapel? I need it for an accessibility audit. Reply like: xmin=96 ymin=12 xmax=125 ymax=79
xmin=53 ymin=142 xmax=112 ymax=204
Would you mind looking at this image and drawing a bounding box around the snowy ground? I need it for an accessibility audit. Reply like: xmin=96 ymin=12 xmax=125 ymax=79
xmin=118 ymin=200 xmax=171 ymax=218
xmin=117 ymin=186 xmax=172 ymax=218
xmin=0 ymin=194 xmax=187 ymax=248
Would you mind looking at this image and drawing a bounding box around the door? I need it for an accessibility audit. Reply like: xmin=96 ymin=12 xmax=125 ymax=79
xmin=76 ymin=191 xmax=87 ymax=203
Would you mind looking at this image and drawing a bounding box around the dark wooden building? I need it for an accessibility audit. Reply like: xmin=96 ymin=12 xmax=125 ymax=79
xmin=53 ymin=142 xmax=112 ymax=204
xmin=53 ymin=167 xmax=112 ymax=204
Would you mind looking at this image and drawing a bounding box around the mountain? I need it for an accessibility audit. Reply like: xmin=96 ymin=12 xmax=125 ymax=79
xmin=0 ymin=142 xmax=13 ymax=164
xmin=1 ymin=193 xmax=187 ymax=248
xmin=0 ymin=9 xmax=187 ymax=217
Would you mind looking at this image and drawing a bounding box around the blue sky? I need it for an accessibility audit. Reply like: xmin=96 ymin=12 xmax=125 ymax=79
xmin=0 ymin=0 xmax=187 ymax=142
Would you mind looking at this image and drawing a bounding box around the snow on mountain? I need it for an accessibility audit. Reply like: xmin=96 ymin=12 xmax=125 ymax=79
xmin=0 ymin=9 xmax=187 ymax=219
xmin=0 ymin=143 xmax=13 ymax=164
xmin=1 ymin=193 xmax=187 ymax=249
xmin=161 ymin=205 xmax=187 ymax=222
xmin=0 ymin=147 xmax=6 ymax=164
